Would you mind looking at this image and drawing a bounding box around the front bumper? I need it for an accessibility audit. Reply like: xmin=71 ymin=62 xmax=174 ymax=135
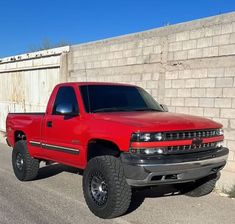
xmin=120 ymin=147 xmax=229 ymax=187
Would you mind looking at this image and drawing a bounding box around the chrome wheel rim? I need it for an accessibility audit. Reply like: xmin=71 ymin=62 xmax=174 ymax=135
xmin=16 ymin=153 xmax=24 ymax=171
xmin=90 ymin=172 xmax=108 ymax=206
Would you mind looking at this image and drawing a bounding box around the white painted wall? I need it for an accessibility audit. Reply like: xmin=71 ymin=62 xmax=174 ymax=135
xmin=0 ymin=46 xmax=69 ymax=132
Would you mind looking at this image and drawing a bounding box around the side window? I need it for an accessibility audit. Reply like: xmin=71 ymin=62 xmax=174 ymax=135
xmin=52 ymin=86 xmax=79 ymax=115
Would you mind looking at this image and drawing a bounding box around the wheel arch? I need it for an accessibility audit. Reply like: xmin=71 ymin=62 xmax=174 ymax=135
xmin=86 ymin=138 xmax=122 ymax=161
xmin=14 ymin=130 xmax=27 ymax=143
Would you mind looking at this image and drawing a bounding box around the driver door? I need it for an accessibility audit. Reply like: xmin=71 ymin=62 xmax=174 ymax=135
xmin=42 ymin=86 xmax=81 ymax=166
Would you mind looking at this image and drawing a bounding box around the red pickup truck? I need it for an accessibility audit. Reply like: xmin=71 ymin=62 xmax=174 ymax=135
xmin=6 ymin=82 xmax=228 ymax=218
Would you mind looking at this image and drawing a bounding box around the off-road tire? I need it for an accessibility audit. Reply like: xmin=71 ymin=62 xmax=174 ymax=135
xmin=12 ymin=140 xmax=39 ymax=181
xmin=178 ymin=173 xmax=219 ymax=197
xmin=83 ymin=156 xmax=131 ymax=219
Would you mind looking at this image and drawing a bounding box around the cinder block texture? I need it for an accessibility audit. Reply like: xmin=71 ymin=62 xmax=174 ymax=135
xmin=68 ymin=12 xmax=235 ymax=189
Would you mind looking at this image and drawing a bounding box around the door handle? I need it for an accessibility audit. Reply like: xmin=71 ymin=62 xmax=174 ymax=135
xmin=47 ymin=121 xmax=53 ymax=128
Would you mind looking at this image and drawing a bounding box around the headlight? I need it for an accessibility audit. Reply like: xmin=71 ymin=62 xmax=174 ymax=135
xmin=139 ymin=133 xmax=151 ymax=141
xmin=216 ymin=141 xmax=224 ymax=148
xmin=131 ymin=132 xmax=164 ymax=142
xmin=154 ymin=133 xmax=164 ymax=141
xmin=216 ymin=128 xmax=224 ymax=136
xmin=130 ymin=147 xmax=166 ymax=155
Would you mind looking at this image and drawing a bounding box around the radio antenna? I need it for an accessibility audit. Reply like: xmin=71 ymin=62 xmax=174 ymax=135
xmin=83 ymin=61 xmax=91 ymax=112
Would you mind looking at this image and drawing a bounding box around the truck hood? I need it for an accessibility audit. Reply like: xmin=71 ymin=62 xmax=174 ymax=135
xmin=93 ymin=112 xmax=221 ymax=132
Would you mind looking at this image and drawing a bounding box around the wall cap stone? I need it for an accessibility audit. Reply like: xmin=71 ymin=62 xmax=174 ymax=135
xmin=72 ymin=12 xmax=235 ymax=50
xmin=0 ymin=46 xmax=70 ymax=64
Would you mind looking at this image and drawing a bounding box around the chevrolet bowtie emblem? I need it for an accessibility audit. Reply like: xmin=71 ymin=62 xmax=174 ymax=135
xmin=192 ymin=137 xmax=203 ymax=147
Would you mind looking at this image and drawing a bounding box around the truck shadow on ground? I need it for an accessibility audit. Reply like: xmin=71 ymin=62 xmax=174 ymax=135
xmin=36 ymin=163 xmax=180 ymax=215
xmin=36 ymin=163 xmax=82 ymax=180
xmin=126 ymin=185 xmax=180 ymax=215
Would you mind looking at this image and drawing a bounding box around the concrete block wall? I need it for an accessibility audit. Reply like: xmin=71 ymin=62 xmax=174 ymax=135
xmin=68 ymin=12 xmax=235 ymax=189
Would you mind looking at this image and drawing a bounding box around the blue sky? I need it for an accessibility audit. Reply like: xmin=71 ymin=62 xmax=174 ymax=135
xmin=0 ymin=0 xmax=234 ymax=57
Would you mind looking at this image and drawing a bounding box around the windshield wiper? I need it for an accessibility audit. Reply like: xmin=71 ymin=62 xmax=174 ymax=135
xmin=92 ymin=107 xmax=163 ymax=113
xmin=132 ymin=108 xmax=163 ymax=112
xmin=92 ymin=107 xmax=131 ymax=113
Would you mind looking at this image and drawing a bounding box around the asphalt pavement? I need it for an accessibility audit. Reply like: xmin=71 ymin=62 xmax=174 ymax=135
xmin=0 ymin=143 xmax=234 ymax=224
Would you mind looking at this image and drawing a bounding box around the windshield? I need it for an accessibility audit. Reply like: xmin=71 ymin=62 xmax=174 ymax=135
xmin=80 ymin=85 xmax=164 ymax=113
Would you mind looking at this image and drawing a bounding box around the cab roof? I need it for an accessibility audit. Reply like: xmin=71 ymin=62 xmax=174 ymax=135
xmin=57 ymin=82 xmax=137 ymax=87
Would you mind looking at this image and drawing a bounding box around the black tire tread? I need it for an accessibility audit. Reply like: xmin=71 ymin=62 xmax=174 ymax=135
xmin=83 ymin=156 xmax=131 ymax=219
xmin=12 ymin=140 xmax=39 ymax=181
xmin=180 ymin=174 xmax=218 ymax=197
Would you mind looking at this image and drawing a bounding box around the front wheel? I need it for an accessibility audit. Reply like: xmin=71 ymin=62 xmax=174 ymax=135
xmin=83 ymin=156 xmax=131 ymax=219
xmin=177 ymin=173 xmax=219 ymax=197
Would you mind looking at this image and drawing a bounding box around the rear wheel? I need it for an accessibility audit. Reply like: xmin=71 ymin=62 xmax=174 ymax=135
xmin=83 ymin=156 xmax=131 ymax=219
xmin=12 ymin=140 xmax=39 ymax=181
xmin=177 ymin=173 xmax=219 ymax=197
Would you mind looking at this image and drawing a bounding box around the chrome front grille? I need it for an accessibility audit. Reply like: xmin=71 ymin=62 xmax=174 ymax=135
xmin=165 ymin=129 xmax=218 ymax=141
xmin=167 ymin=142 xmax=218 ymax=154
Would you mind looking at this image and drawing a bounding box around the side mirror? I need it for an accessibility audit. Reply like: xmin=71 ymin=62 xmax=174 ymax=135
xmin=160 ymin=104 xmax=168 ymax=112
xmin=55 ymin=103 xmax=78 ymax=116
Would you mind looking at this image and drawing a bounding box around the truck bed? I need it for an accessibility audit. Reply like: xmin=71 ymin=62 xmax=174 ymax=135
xmin=8 ymin=113 xmax=45 ymax=115
xmin=6 ymin=113 xmax=45 ymax=147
